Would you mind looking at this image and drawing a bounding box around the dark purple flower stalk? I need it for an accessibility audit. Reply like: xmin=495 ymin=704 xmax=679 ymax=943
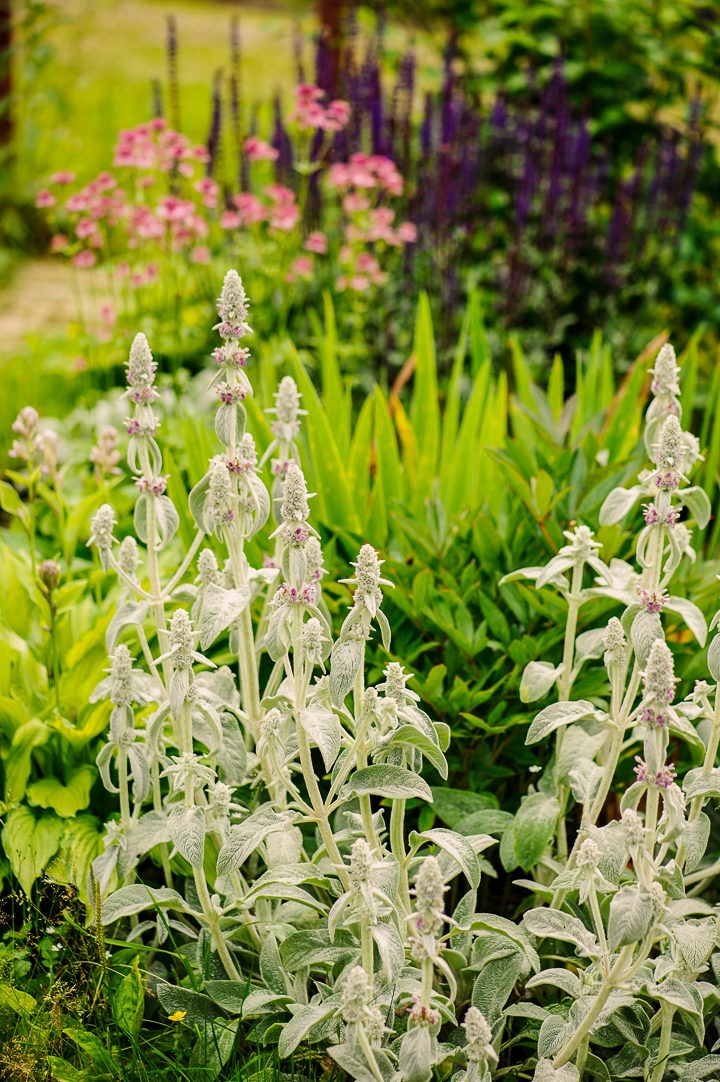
xmin=167 ymin=15 xmax=181 ymax=132
xmin=206 ymin=68 xmax=224 ymax=178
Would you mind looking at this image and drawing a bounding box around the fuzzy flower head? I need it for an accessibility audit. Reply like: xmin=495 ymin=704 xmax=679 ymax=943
xmin=620 ymin=808 xmax=646 ymax=849
xmin=349 ymin=838 xmax=374 ymax=889
xmin=126 ymin=333 xmax=157 ymax=391
xmin=281 ymin=462 xmax=311 ymax=523
xmin=300 ymin=617 xmax=327 ymax=667
xmin=169 ymin=609 xmax=194 ymax=670
xmin=463 ymin=1006 xmax=496 ymax=1065
xmin=90 ymin=426 xmax=122 ymax=478
xmin=207 ymin=455 xmax=234 ymax=532
xmin=343 ymin=544 xmax=393 ymax=617
xmin=109 ymin=644 xmax=134 ymax=707
xmin=654 ymin=415 xmax=683 ymax=472
xmin=379 ymin=662 xmax=419 ymax=704
xmin=197 ymin=548 xmax=221 ymax=586
xmin=341 ymin=966 xmax=369 ymax=1024
xmin=270 ymin=376 xmax=305 ymax=443
xmin=89 ymin=504 xmax=116 ymax=568
xmin=118 ymin=535 xmax=139 ymax=576
xmin=216 ymin=270 xmax=251 ymax=339
xmin=651 ymin=344 xmax=680 ymax=403
xmin=576 ymin=838 xmax=601 ymax=870
xmin=413 ymin=855 xmax=446 ymax=937
xmin=603 ymin=617 xmax=627 ymax=670
xmin=643 ymin=639 xmax=678 ymax=706
xmin=561 ymin=524 xmax=601 ymax=561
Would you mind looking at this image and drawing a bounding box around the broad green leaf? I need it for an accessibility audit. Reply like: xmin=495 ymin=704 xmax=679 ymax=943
xmin=340 ymin=765 xmax=432 ymax=803
xmin=512 ymin=793 xmax=561 ymax=870
xmin=526 ymin=700 xmax=598 ymax=745
xmin=27 ymin=765 xmax=96 ymax=818
xmin=2 ymin=806 xmax=64 ymax=894
xmin=113 ymin=959 xmax=144 ymax=1036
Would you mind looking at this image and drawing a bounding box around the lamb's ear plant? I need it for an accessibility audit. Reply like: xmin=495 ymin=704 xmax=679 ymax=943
xmin=90 ymin=270 xmax=514 ymax=1082
xmin=498 ymin=342 xmax=720 ymax=1081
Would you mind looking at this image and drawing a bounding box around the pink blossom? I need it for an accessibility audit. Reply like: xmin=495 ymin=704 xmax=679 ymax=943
xmin=233 ymin=192 xmax=266 ymax=225
xmin=50 ymin=234 xmax=68 ymax=253
xmin=323 ymin=99 xmax=351 ymax=132
xmin=397 ymin=221 xmax=417 ymax=243
xmin=74 ymin=356 xmax=89 ymax=371
xmin=304 ymin=231 xmax=328 ymax=254
xmin=265 ymin=184 xmax=296 ymax=205
xmin=50 ymin=171 xmax=76 ymax=185
xmin=220 ymin=210 xmax=241 ymax=230
xmin=342 ymin=193 xmax=370 ymax=214
xmin=100 ymin=304 xmax=116 ymax=325
xmin=35 ymin=189 xmax=56 ymax=209
xmin=66 ymin=192 xmax=90 ymax=213
xmin=73 ymin=250 xmax=97 ymax=269
xmin=270 ymin=204 xmax=300 ymax=232
xmin=287 ymin=255 xmax=313 ymax=282
xmin=194 ymin=177 xmax=219 ymax=209
xmin=244 ymin=136 xmax=279 ymax=162
xmin=76 ymin=218 xmax=99 ymax=240
xmin=191 ymin=245 xmax=211 ymax=264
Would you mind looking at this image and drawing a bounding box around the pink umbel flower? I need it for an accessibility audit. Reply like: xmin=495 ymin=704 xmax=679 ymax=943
xmin=244 ymin=136 xmax=279 ymax=162
xmin=73 ymin=250 xmax=97 ymax=269
xmin=35 ymin=189 xmax=56 ymax=208
xmin=191 ymin=245 xmax=211 ymax=264
xmin=304 ymin=231 xmax=328 ymax=254
xmin=50 ymin=171 xmax=76 ymax=185
xmin=291 ymin=84 xmax=351 ymax=132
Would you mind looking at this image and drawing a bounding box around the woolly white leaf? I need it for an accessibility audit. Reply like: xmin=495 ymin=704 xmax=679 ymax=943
xmin=167 ymin=805 xmax=205 ymax=868
xmin=299 ymin=704 xmax=341 ymax=772
xmin=339 ymin=765 xmax=432 ymax=803
xmin=198 ymin=583 xmax=251 ymax=649
xmin=599 ymin=485 xmax=642 ymax=526
xmin=526 ymin=700 xmax=598 ymax=745
xmin=608 ymin=885 xmax=653 ymax=950
xmin=520 ymin=661 xmax=561 ymax=703
xmin=523 ymin=907 xmax=598 ymax=957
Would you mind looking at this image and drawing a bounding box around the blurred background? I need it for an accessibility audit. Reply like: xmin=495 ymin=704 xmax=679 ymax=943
xmin=1 ymin=0 xmax=719 ymax=431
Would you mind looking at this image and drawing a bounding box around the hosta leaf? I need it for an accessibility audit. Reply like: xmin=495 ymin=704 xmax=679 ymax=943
xmin=2 ymin=806 xmax=64 ymax=895
xmin=340 ymin=765 xmax=432 ymax=803
xmin=26 ymin=766 xmax=96 ymax=818
xmin=526 ymin=700 xmax=598 ymax=745
xmin=608 ymin=885 xmax=653 ymax=950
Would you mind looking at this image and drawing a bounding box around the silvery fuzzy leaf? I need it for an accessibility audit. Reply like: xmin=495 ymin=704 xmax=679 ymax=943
xmin=380 ymin=725 xmax=447 ymax=779
xmin=376 ymin=607 xmax=392 ymax=651
xmin=246 ymin=472 xmax=270 ymax=535
xmin=155 ymin=495 xmax=180 ymax=550
xmin=666 ymin=711 xmax=705 ymax=756
xmin=672 ymin=1056 xmax=720 ymax=1080
xmin=506 ymin=1002 xmax=550 ymax=1021
xmin=204 ymin=982 xmax=290 ymax=1016
xmin=157 ymin=983 xmax=221 ymax=1025
xmin=329 ymin=638 xmax=365 ymax=704
xmin=398 ymin=1024 xmax=434 ymax=1082
xmin=684 ymin=767 xmax=720 ymax=800
xmin=533 ymin=1058 xmax=580 ymax=1082
xmin=556 ymin=725 xmax=608 ymax=786
xmin=454 ymin=809 xmax=514 ymax=837
xmin=526 ymin=700 xmax=599 ymax=745
xmin=568 ymin=758 xmax=604 ymax=807
xmin=471 ymin=940 xmax=527 ymax=1020
xmin=197 ymin=583 xmax=251 ymax=650
xmin=265 ymin=826 xmax=303 ymax=867
xmin=329 ymin=1043 xmax=394 ymax=1082
xmin=188 ymin=471 xmax=211 ymax=532
xmin=299 ymin=704 xmax=341 ymax=772
xmin=536 ymin=555 xmax=575 ymax=589
xmin=105 ymin=601 xmax=149 ymax=655
xmin=665 ymin=596 xmax=708 ymax=646
xmin=499 ymin=565 xmax=545 ymax=586
xmin=670 ymin=918 xmax=718 ymax=972
xmin=599 ymin=485 xmax=643 ymax=526
xmin=167 ymin=805 xmax=206 ymax=869
xmin=339 ymin=764 xmax=432 ymax=803
xmin=216 ymin=808 xmax=295 ymax=876
xmin=244 ymin=882 xmax=327 ymax=913
xmin=248 ymin=565 xmax=280 ymax=600
xmin=526 ymin=968 xmax=582 ymax=998
xmin=215 ymin=402 xmax=246 ymax=446
xmin=708 ymin=634 xmax=720 ymax=681
xmin=468 ymin=913 xmax=541 ymax=973
xmin=279 ymin=929 xmax=355 ymax=973
xmin=90 ymin=845 xmax=119 ymax=900
xmin=126 ymin=811 xmax=170 ymax=861
xmin=264 ymin=604 xmax=292 ymax=662
xmin=189 ymin=1019 xmax=239 ymax=1075
xmin=278 ymin=1001 xmax=339 ymax=1059
xmin=101 ymin=884 xmax=191 ymax=924
xmin=218 ymin=715 xmax=247 ymax=785
xmin=630 ymin=610 xmax=663 ymax=666
xmin=196 ymin=666 xmax=241 ymax=711
xmin=169 ymin=668 xmax=190 ymax=717
xmin=678 ymin=485 xmax=712 ymax=529
xmin=372 ymin=922 xmax=405 ymax=981
xmin=574 ymin=627 xmax=609 ymax=665
xmin=512 ymin=792 xmax=561 ymax=870
xmin=520 ymin=661 xmax=561 ymax=703
xmin=523 ymin=907 xmax=598 ymax=958
xmin=128 ymin=745 xmax=151 ymax=803
xmin=536 ymin=1016 xmax=571 ymax=1061
xmin=681 ymin=813 xmax=711 ymax=873
xmin=608 ymin=885 xmax=654 ymax=951
xmin=411 ymin=828 xmax=487 ymax=888
xmin=260 ymin=934 xmax=289 ymax=996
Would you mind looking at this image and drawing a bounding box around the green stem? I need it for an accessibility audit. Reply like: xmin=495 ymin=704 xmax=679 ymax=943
xmin=390 ymin=798 xmax=411 ymax=915
xmin=552 ymin=945 xmax=634 ymax=1068
xmin=649 ymin=1001 xmax=675 ymax=1082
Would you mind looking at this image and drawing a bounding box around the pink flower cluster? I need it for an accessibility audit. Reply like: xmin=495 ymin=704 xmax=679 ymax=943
xmin=329 ymin=153 xmax=404 ymax=196
xmin=114 ymin=118 xmax=209 ymax=173
xmin=291 ymin=84 xmax=351 ymax=132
